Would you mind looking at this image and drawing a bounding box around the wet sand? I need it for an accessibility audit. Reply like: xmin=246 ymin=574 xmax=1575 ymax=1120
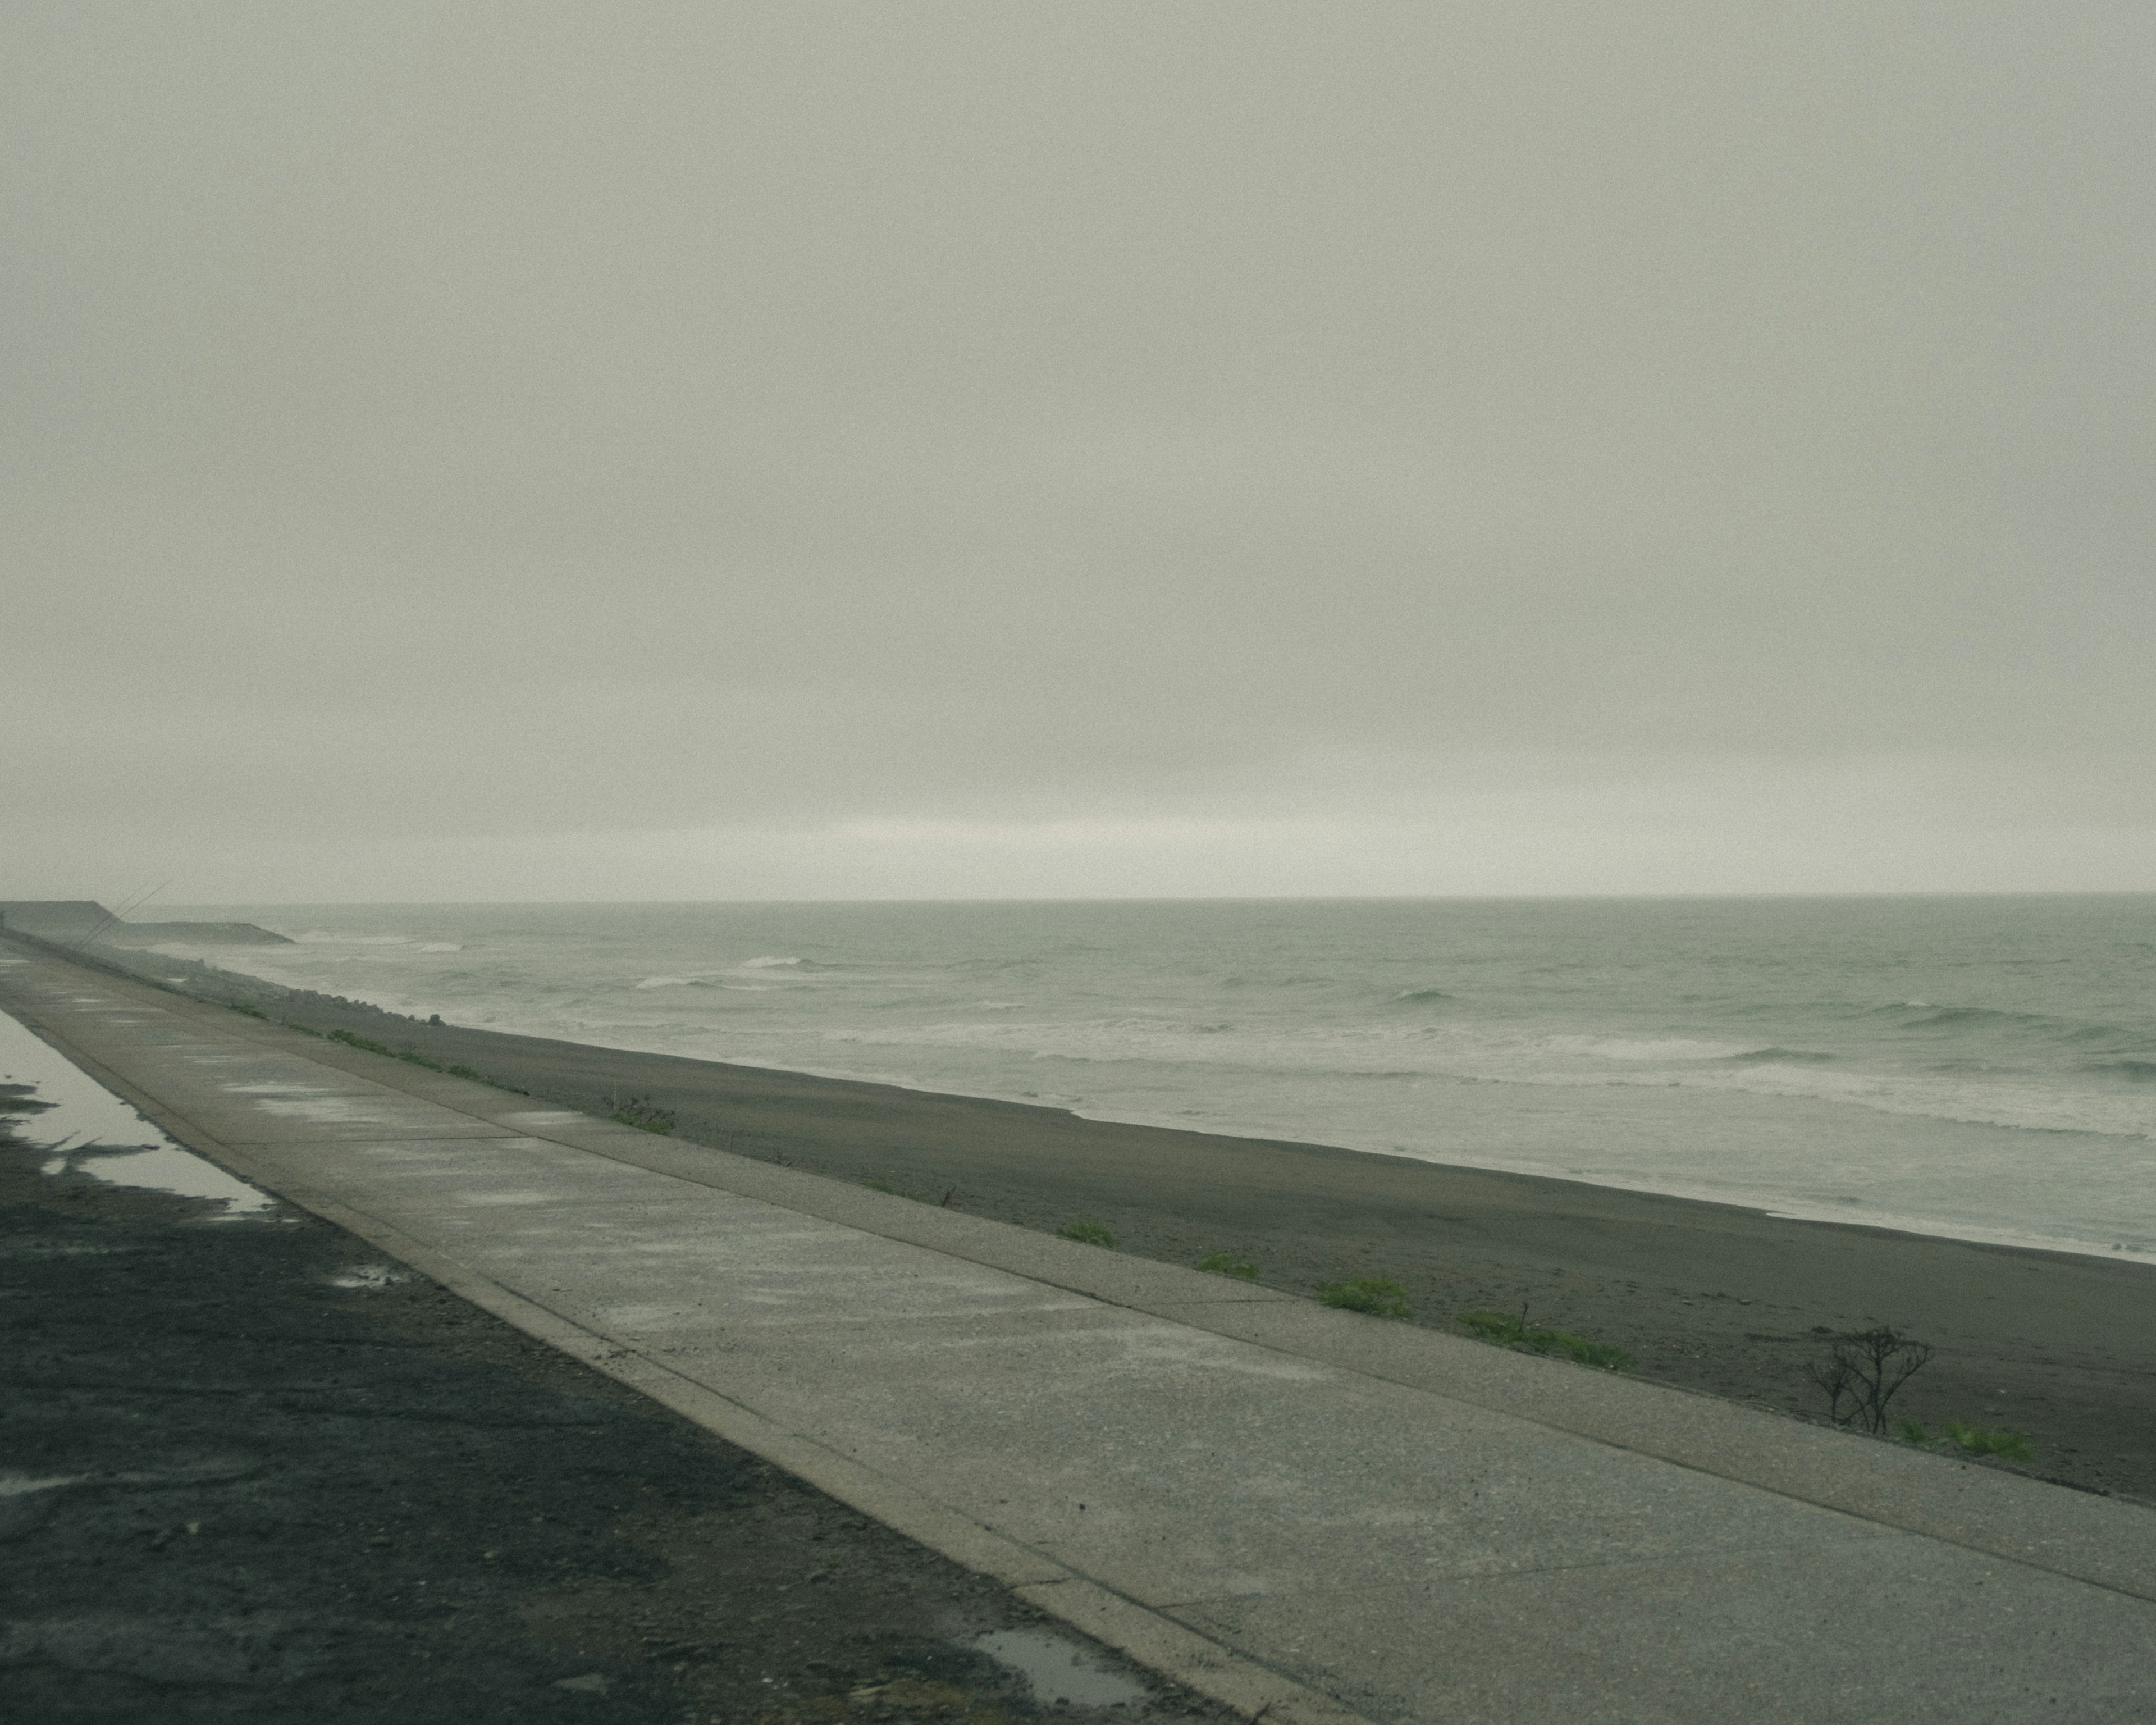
xmin=127 ymin=951 xmax=2154 ymax=1508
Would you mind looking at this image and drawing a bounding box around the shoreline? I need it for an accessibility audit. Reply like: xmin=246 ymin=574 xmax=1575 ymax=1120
xmin=24 ymin=929 xmax=2156 ymax=1504
xmin=102 ymin=933 xmax=2156 ymax=1269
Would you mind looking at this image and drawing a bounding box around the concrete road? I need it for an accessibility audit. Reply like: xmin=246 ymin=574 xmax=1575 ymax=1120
xmin=4 ymin=937 xmax=2152 ymax=1723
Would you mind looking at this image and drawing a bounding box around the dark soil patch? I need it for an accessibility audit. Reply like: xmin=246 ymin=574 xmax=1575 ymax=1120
xmin=0 ymin=1120 xmax=1229 ymax=1725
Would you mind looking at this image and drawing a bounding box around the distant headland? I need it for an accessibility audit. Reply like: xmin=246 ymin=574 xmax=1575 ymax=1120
xmin=0 ymin=901 xmax=293 ymax=948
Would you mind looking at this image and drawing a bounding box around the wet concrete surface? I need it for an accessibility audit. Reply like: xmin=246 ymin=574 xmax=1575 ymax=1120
xmin=0 ymin=1119 xmax=1224 ymax=1724
xmin=8 ymin=941 xmax=2156 ymax=1721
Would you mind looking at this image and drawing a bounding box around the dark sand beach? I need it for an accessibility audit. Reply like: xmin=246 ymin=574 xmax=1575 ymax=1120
xmin=129 ymin=948 xmax=2156 ymax=1507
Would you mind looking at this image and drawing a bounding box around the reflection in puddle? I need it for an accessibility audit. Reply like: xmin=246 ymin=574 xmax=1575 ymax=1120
xmin=969 ymin=1628 xmax=1152 ymax=1708
xmin=0 ymin=1009 xmax=275 ymax=1219
xmin=330 ymin=1262 xmax=407 ymax=1290
xmin=40 ymin=1144 xmax=275 ymax=1214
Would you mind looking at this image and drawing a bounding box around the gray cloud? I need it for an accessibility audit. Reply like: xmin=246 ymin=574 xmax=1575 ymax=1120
xmin=6 ymin=3 xmax=2151 ymax=898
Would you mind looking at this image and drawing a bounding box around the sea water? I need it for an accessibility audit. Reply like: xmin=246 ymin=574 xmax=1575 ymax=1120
xmin=154 ymin=897 xmax=2155 ymax=1259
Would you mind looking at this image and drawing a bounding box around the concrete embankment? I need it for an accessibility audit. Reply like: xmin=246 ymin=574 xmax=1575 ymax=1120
xmin=49 ymin=919 xmax=2156 ymax=1507
xmin=4 ymin=937 xmax=2154 ymax=1722
xmin=0 ymin=982 xmax=1228 ymax=1725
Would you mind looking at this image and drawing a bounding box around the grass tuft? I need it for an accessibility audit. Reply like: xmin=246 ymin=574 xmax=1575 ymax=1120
xmin=1317 ymin=1277 xmax=1412 ymax=1319
xmin=608 ymin=1096 xmax=677 ymax=1135
xmin=1944 ymin=1420 xmax=2034 ymax=1462
xmin=1460 ymin=1308 xmax=1634 ymax=1370
xmin=1198 ymin=1251 xmax=1259 ymax=1280
xmin=295 ymin=1026 xmax=521 ymax=1092
xmin=1058 ymin=1221 xmax=1115 ymax=1248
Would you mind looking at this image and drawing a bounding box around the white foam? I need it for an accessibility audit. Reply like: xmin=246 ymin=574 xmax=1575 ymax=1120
xmin=165 ymin=899 xmax=2156 ymax=1259
xmin=0 ymin=1473 xmax=80 ymax=1500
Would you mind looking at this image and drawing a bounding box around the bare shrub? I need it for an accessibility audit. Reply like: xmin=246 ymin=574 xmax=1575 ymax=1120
xmin=1807 ymin=1326 xmax=1934 ymax=1434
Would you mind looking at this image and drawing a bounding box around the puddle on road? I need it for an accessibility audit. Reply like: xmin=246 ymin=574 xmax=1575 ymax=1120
xmin=968 ymin=1628 xmax=1153 ymax=1708
xmin=40 ymin=1144 xmax=276 ymax=1214
xmin=222 ymin=1081 xmax=397 ymax=1126
xmin=329 ymin=1262 xmax=407 ymax=1290
xmin=0 ymin=1009 xmax=275 ymax=1219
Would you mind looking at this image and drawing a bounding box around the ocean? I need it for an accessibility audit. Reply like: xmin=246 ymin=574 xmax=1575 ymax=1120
xmin=157 ymin=897 xmax=2155 ymax=1261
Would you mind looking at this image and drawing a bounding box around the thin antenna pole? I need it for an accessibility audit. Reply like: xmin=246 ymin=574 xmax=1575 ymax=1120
xmin=71 ymin=880 xmax=171 ymax=952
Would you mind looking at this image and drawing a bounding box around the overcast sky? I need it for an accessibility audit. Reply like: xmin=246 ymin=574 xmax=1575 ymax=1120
xmin=7 ymin=3 xmax=2152 ymax=902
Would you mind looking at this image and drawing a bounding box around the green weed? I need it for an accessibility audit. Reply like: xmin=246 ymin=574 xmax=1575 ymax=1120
xmin=1895 ymin=1418 xmax=1927 ymax=1443
xmin=608 ymin=1096 xmax=677 ymax=1135
xmin=1058 ymin=1221 xmax=1115 ymax=1248
xmin=1198 ymin=1252 xmax=1259 ymax=1280
xmin=444 ymin=1062 xmax=522 ymax=1093
xmin=1460 ymin=1308 xmax=1634 ymax=1370
xmin=1317 ymin=1277 xmax=1412 ymax=1319
xmin=1944 ymin=1420 xmax=2034 ymax=1462
xmin=323 ymin=1028 xmax=511 ymax=1089
xmin=229 ymin=1002 xmax=267 ymax=1020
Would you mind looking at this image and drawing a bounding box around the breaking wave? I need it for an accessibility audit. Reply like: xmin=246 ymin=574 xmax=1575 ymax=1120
xmin=1886 ymin=1002 xmax=2135 ymax=1046
xmin=2087 ymin=1060 xmax=2156 ymax=1083
xmin=169 ymin=895 xmax=2156 ymax=1257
